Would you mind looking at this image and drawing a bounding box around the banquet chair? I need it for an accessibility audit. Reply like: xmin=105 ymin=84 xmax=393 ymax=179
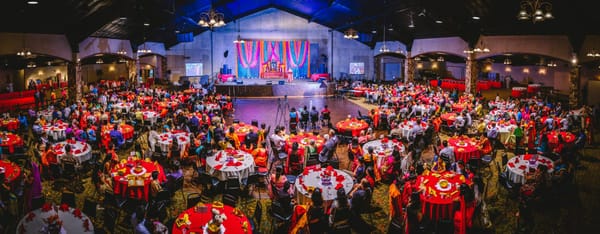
xmin=60 ymin=191 xmax=76 ymax=208
xmin=268 ymin=202 xmax=292 ymax=233
xmin=102 ymin=207 xmax=119 ymax=234
xmin=186 ymin=193 xmax=203 ymax=209
xmin=225 ymin=178 xmax=242 ymax=196
xmin=103 ymin=190 xmax=126 ymax=209
xmin=222 ymin=192 xmax=239 ymax=208
xmin=83 ymin=198 xmax=98 ymax=218
xmin=250 ymin=201 xmax=263 ymax=234
xmin=305 ymin=153 xmax=319 ymax=168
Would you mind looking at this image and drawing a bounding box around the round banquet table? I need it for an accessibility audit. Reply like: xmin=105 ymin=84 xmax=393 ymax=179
xmin=0 ymin=132 xmax=23 ymax=153
xmin=38 ymin=110 xmax=53 ymax=121
xmin=52 ymin=140 xmax=92 ymax=165
xmin=362 ymin=139 xmax=404 ymax=170
xmin=142 ymin=111 xmax=159 ymax=125
xmin=506 ymin=154 xmax=554 ymax=184
xmin=397 ymin=120 xmax=429 ymax=140
xmin=285 ymin=132 xmax=325 ymax=156
xmin=171 ymin=202 xmax=252 ymax=234
xmin=0 ymin=118 xmax=19 ymax=131
xmin=527 ymin=84 xmax=541 ymax=94
xmin=102 ymin=123 xmax=134 ymax=140
xmin=205 ymin=103 xmax=220 ymax=112
xmin=447 ymin=136 xmax=481 ymax=163
xmin=0 ymin=160 xmax=21 ymax=184
xmin=42 ymin=122 xmax=69 ymax=140
xmin=547 ymin=131 xmax=576 ymax=149
xmin=206 ymin=150 xmax=255 ymax=182
xmin=336 ymin=118 xmax=369 ymax=137
xmin=417 ymin=170 xmax=470 ymax=221
xmin=451 ymin=103 xmax=468 ymax=112
xmin=353 ymin=87 xmax=369 ymax=97
xmin=139 ymin=96 xmax=154 ymax=105
xmin=156 ymin=101 xmax=179 ymax=110
xmin=295 ymin=166 xmax=354 ymax=210
xmin=511 ymin=87 xmax=527 ymax=98
xmin=111 ymin=158 xmax=166 ymax=201
xmin=233 ymin=123 xmax=259 ymax=143
xmin=156 ymin=132 xmax=191 ymax=153
xmin=183 ymin=89 xmax=198 ymax=95
xmin=440 ymin=113 xmax=457 ymax=126
xmin=17 ymin=204 xmax=94 ymax=234
xmin=486 ymin=122 xmax=516 ymax=144
xmin=488 ymin=101 xmax=508 ymax=110
xmin=112 ymin=102 xmax=134 ymax=113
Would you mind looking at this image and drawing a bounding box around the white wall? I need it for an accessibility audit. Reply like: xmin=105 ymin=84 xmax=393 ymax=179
xmin=166 ymin=8 xmax=374 ymax=81
xmin=478 ymin=35 xmax=572 ymax=61
xmin=81 ymin=63 xmax=128 ymax=83
xmin=486 ymin=63 xmax=569 ymax=91
xmin=79 ymin=37 xmax=134 ymax=59
xmin=412 ymin=37 xmax=469 ymax=58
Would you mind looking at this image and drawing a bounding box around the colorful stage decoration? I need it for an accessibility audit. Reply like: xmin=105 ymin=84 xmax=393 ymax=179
xmin=236 ymin=40 xmax=310 ymax=79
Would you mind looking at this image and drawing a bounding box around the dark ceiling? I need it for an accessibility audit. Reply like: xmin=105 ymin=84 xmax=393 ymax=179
xmin=1 ymin=0 xmax=599 ymax=50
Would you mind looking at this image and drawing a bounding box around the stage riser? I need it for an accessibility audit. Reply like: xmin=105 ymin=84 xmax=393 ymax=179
xmin=215 ymin=82 xmax=334 ymax=97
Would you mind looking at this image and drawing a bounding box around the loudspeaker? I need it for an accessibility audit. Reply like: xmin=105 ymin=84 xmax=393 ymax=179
xmin=266 ymin=81 xmax=273 ymax=85
xmin=278 ymin=80 xmax=285 ymax=85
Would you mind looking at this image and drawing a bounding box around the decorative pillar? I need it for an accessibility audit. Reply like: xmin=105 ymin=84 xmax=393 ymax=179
xmin=569 ymin=65 xmax=580 ymax=107
xmin=68 ymin=52 xmax=82 ymax=101
xmin=465 ymin=53 xmax=478 ymax=94
xmin=404 ymin=51 xmax=414 ymax=84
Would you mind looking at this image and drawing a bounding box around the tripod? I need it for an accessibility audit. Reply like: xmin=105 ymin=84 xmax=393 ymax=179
xmin=274 ymin=95 xmax=290 ymax=128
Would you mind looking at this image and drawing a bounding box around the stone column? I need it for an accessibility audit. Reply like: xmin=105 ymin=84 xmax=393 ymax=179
xmin=68 ymin=52 xmax=82 ymax=102
xmin=569 ymin=65 xmax=580 ymax=107
xmin=465 ymin=53 xmax=478 ymax=94
xmin=404 ymin=51 xmax=415 ymax=84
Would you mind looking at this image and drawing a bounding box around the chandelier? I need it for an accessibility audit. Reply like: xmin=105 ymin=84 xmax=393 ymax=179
xmin=379 ymin=25 xmax=389 ymax=53
xmin=503 ymin=58 xmax=512 ymax=65
xmin=198 ymin=8 xmax=225 ymax=29
xmin=547 ymin=60 xmax=557 ymax=67
xmin=117 ymin=49 xmax=127 ymax=55
xmin=96 ymin=58 xmax=104 ymax=64
xmin=233 ymin=20 xmax=245 ymax=44
xmin=138 ymin=43 xmax=151 ymax=54
xmin=587 ymin=49 xmax=600 ymax=57
xmin=344 ymin=28 xmax=359 ymax=39
xmin=464 ymin=41 xmax=490 ymax=54
xmin=17 ymin=49 xmax=31 ymax=56
xmin=26 ymin=62 xmax=36 ymax=68
xmin=437 ymin=56 xmax=445 ymax=62
xmin=518 ymin=0 xmax=553 ymax=23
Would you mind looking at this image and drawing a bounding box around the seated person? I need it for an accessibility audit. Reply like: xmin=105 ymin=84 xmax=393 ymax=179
xmin=268 ymin=166 xmax=289 ymax=199
xmin=225 ymin=126 xmax=240 ymax=150
xmin=477 ymin=133 xmax=493 ymax=155
xmin=149 ymin=171 xmax=163 ymax=200
xmin=251 ymin=142 xmax=268 ymax=168
xmin=287 ymin=142 xmax=303 ymax=175
xmin=273 ymin=181 xmax=295 ymax=216
xmin=109 ymin=125 xmax=125 ymax=148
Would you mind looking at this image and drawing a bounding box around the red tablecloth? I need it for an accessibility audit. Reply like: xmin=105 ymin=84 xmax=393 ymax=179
xmin=0 ymin=133 xmax=23 ymax=153
xmin=336 ymin=119 xmax=369 ymax=137
xmin=489 ymin=81 xmax=502 ymax=88
xmin=440 ymin=113 xmax=457 ymax=126
xmin=101 ymin=124 xmax=134 ymax=148
xmin=171 ymin=202 xmax=252 ymax=234
xmin=451 ymin=103 xmax=468 ymax=112
xmin=0 ymin=119 xmax=19 ymax=131
xmin=233 ymin=123 xmax=258 ymax=143
xmin=155 ymin=101 xmax=179 ymax=110
xmin=511 ymin=87 xmax=527 ymax=98
xmin=310 ymin=73 xmax=330 ymax=82
xmin=547 ymin=131 xmax=576 ymax=149
xmin=447 ymin=136 xmax=481 ymax=162
xmin=139 ymin=96 xmax=154 ymax=105
xmin=0 ymin=97 xmax=35 ymax=112
xmin=111 ymin=159 xmax=166 ymax=201
xmin=527 ymin=84 xmax=541 ymax=94
xmin=418 ymin=170 xmax=470 ymax=220
xmin=429 ymin=80 xmax=438 ymax=87
xmin=0 ymin=160 xmax=21 ymax=184
xmin=352 ymin=87 xmax=369 ymax=97
xmin=477 ymin=81 xmax=490 ymax=91
xmin=285 ymin=132 xmax=325 ymax=156
xmin=219 ymin=74 xmax=234 ymax=83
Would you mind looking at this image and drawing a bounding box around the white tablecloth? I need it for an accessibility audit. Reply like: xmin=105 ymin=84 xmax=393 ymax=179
xmin=17 ymin=205 xmax=94 ymax=234
xmin=397 ymin=121 xmax=428 ymax=140
xmin=206 ymin=150 xmax=255 ymax=181
xmin=486 ymin=122 xmax=517 ymax=143
xmin=38 ymin=110 xmax=53 ymax=121
xmin=53 ymin=141 xmax=92 ymax=165
xmin=42 ymin=123 xmax=69 ymax=140
xmin=156 ymin=132 xmax=191 ymax=153
xmin=205 ymin=103 xmax=220 ymax=111
xmin=295 ymin=168 xmax=354 ymax=204
xmin=142 ymin=111 xmax=159 ymax=125
xmin=506 ymin=154 xmax=554 ymax=184
xmin=113 ymin=103 xmax=134 ymax=113
xmin=363 ymin=140 xmax=404 ymax=169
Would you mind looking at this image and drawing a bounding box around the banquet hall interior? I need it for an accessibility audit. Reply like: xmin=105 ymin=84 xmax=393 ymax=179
xmin=1 ymin=0 xmax=600 ymax=233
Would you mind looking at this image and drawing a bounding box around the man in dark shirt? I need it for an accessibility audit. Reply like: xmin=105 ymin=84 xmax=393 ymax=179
xmin=245 ymin=129 xmax=259 ymax=148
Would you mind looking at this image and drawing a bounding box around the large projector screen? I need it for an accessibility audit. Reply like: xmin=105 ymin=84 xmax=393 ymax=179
xmin=185 ymin=63 xmax=203 ymax=76
xmin=349 ymin=62 xmax=364 ymax=75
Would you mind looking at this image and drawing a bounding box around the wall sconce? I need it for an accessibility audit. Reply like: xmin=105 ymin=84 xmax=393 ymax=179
xmin=416 ymin=62 xmax=423 ymax=69
xmin=523 ymin=68 xmax=530 ymax=74
xmin=108 ymin=65 xmax=116 ymax=72
xmin=505 ymin=66 xmax=512 ymax=72
xmin=37 ymin=70 xmax=43 ymax=76
xmin=484 ymin=65 xmax=492 ymax=72
xmin=431 ymin=62 xmax=438 ymax=69
xmin=538 ymin=68 xmax=546 ymax=75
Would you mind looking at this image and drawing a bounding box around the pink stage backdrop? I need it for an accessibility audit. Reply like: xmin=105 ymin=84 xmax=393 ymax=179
xmin=236 ymin=40 xmax=310 ymax=78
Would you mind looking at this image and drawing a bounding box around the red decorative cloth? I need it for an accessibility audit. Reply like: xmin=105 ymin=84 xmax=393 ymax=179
xmin=336 ymin=119 xmax=369 ymax=137
xmin=0 ymin=160 xmax=22 ymax=183
xmin=417 ymin=171 xmax=471 ymax=221
xmin=233 ymin=123 xmax=259 ymax=144
xmin=111 ymin=160 xmax=166 ymax=201
xmin=171 ymin=203 xmax=252 ymax=234
xmin=447 ymin=136 xmax=481 ymax=162
xmin=440 ymin=113 xmax=457 ymax=126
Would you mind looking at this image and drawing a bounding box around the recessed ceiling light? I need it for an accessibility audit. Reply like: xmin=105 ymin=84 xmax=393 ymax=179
xmin=143 ymin=22 xmax=150 ymax=26
xmin=435 ymin=20 xmax=443 ymax=24
xmin=27 ymin=1 xmax=38 ymax=5
xmin=120 ymin=17 xmax=127 ymax=20
xmin=371 ymin=30 xmax=377 ymax=34
xmin=175 ymin=30 xmax=180 ymax=33
xmin=388 ymin=27 xmax=393 ymax=31
xmin=472 ymin=16 xmax=480 ymax=20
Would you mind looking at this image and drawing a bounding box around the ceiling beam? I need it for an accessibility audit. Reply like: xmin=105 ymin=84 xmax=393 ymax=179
xmin=66 ymin=0 xmax=132 ymax=47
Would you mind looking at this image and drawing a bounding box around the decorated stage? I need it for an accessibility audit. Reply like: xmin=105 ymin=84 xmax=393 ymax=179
xmin=215 ymin=79 xmax=334 ymax=97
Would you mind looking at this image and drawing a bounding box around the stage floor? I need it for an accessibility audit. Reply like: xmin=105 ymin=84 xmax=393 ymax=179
xmin=215 ymin=79 xmax=334 ymax=97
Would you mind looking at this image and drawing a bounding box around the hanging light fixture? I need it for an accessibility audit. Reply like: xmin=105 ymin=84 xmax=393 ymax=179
xmin=503 ymin=58 xmax=512 ymax=65
xmin=587 ymin=49 xmax=600 ymax=57
xmin=17 ymin=33 xmax=31 ymax=56
xmin=197 ymin=7 xmax=225 ymax=29
xmin=138 ymin=41 xmax=152 ymax=54
xmin=518 ymin=0 xmax=553 ymax=23
xmin=407 ymin=12 xmax=415 ymax=28
xmin=26 ymin=62 xmax=36 ymax=68
xmin=437 ymin=56 xmax=445 ymax=62
xmin=379 ymin=24 xmax=389 ymax=53
xmin=233 ymin=20 xmax=245 ymax=44
xmin=96 ymin=58 xmax=104 ymax=64
xmin=547 ymin=60 xmax=557 ymax=67
xmin=464 ymin=40 xmax=489 ymax=54
xmin=344 ymin=28 xmax=359 ymax=39
xmin=117 ymin=48 xmax=127 ymax=55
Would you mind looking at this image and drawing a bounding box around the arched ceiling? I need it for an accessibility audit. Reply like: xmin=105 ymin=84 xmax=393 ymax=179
xmin=1 ymin=0 xmax=599 ymax=49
